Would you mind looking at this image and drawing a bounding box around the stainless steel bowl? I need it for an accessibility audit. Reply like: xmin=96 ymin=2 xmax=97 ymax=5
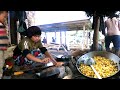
xmin=76 ymin=51 xmax=120 ymax=79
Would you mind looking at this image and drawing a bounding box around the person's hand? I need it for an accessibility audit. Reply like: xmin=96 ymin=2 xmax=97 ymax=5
xmin=50 ymin=58 xmax=57 ymax=65
xmin=55 ymin=62 xmax=64 ymax=67
xmin=41 ymin=58 xmax=51 ymax=63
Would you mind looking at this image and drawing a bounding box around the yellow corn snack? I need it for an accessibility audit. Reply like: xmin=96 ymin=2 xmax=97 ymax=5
xmin=79 ymin=56 xmax=118 ymax=78
xmin=14 ymin=71 xmax=24 ymax=75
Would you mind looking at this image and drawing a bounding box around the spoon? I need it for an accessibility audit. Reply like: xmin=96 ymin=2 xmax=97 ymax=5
xmin=79 ymin=56 xmax=102 ymax=79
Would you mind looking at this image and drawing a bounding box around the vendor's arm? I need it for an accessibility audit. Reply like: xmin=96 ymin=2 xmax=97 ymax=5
xmin=26 ymin=53 xmax=50 ymax=63
xmin=44 ymin=51 xmax=64 ymax=66
xmin=23 ymin=49 xmax=50 ymax=63
xmin=39 ymin=41 xmax=64 ymax=66
xmin=44 ymin=50 xmax=57 ymax=64
xmin=40 ymin=47 xmax=57 ymax=65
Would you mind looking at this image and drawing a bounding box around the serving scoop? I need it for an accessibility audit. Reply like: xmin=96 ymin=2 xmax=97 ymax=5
xmin=79 ymin=56 xmax=102 ymax=79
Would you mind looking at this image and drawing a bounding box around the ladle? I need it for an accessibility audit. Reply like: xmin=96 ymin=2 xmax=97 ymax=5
xmin=79 ymin=56 xmax=102 ymax=79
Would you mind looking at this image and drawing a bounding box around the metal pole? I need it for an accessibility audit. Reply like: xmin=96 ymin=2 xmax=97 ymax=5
xmin=7 ymin=11 xmax=11 ymax=45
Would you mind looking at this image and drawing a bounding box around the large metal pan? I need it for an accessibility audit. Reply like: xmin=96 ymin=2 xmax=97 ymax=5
xmin=76 ymin=51 xmax=120 ymax=79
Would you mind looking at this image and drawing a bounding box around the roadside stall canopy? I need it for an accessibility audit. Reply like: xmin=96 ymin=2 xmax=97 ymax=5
xmin=38 ymin=19 xmax=91 ymax=32
xmin=37 ymin=19 xmax=92 ymax=48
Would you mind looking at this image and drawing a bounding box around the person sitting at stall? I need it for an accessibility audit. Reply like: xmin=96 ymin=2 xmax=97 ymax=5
xmin=13 ymin=26 xmax=70 ymax=79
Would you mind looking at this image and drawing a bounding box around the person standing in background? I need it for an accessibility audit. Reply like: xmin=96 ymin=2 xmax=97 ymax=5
xmin=52 ymin=37 xmax=55 ymax=43
xmin=0 ymin=11 xmax=9 ymax=79
xmin=105 ymin=13 xmax=120 ymax=56
xmin=42 ymin=37 xmax=47 ymax=45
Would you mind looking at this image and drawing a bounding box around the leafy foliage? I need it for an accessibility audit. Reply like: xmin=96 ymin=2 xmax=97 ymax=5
xmin=85 ymin=10 xmax=119 ymax=17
